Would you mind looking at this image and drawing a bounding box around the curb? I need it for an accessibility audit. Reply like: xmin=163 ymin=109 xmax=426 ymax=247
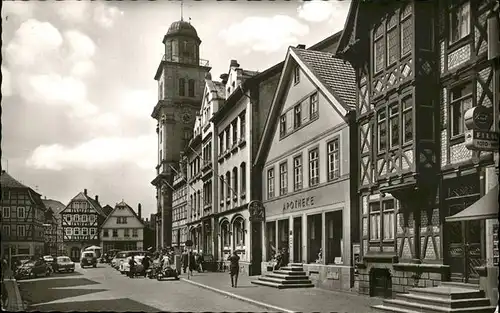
xmin=180 ymin=278 xmax=295 ymax=313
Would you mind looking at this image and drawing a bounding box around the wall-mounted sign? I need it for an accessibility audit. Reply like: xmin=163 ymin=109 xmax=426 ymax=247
xmin=282 ymin=196 xmax=315 ymax=211
xmin=464 ymin=106 xmax=494 ymax=131
xmin=465 ymin=130 xmax=499 ymax=151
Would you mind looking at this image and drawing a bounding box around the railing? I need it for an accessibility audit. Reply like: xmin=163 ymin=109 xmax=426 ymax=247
xmin=161 ymin=54 xmax=210 ymax=67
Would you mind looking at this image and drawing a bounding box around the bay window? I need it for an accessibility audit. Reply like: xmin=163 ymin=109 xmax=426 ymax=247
xmin=387 ymin=15 xmax=399 ymax=66
xmin=293 ymin=155 xmax=303 ymax=191
xmin=449 ymin=2 xmax=470 ymax=44
xmin=402 ymin=96 xmax=413 ymax=143
xmin=327 ymin=139 xmax=340 ymax=180
xmin=369 ymin=202 xmax=381 ymax=241
xmin=377 ymin=109 xmax=387 ymax=153
xmin=309 ymin=148 xmax=319 ymax=186
xmin=279 ymin=162 xmax=288 ymax=196
xmin=450 ymin=82 xmax=473 ymax=137
xmin=267 ymin=168 xmax=275 ymax=199
xmin=369 ymin=199 xmax=396 ymax=244
xmin=400 ymin=4 xmax=413 ymax=57
xmin=389 ymin=103 xmax=399 ymax=148
xmin=383 ymin=200 xmax=395 ymax=241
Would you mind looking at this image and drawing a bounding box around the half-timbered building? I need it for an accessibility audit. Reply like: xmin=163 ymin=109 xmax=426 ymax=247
xmin=336 ymin=0 xmax=499 ymax=308
xmin=0 ymin=170 xmax=46 ymax=257
xmin=60 ymin=189 xmax=106 ymax=261
xmin=42 ymin=199 xmax=66 ymax=256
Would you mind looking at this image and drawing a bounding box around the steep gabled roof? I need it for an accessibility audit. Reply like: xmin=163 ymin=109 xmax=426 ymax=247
xmin=102 ymin=204 xmax=114 ymax=216
xmin=0 ymin=170 xmax=29 ymax=189
xmin=254 ymin=46 xmax=356 ymax=166
xmin=61 ymin=191 xmax=106 ymax=216
xmin=42 ymin=199 xmax=66 ymax=215
xmin=101 ymin=201 xmax=145 ymax=227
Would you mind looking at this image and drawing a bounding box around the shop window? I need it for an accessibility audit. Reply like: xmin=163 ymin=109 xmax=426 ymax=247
xmin=449 ymin=2 xmax=470 ymax=44
xmin=309 ymin=92 xmax=318 ymax=119
xmin=267 ymin=168 xmax=275 ymax=199
xmin=373 ymin=23 xmax=385 ymax=73
xmin=293 ymin=155 xmax=303 ymax=191
xmin=389 ymin=103 xmax=399 ymax=148
xmin=326 ymin=211 xmax=343 ymax=264
xmin=278 ymin=219 xmax=289 ymax=252
xmin=266 ymin=222 xmax=276 ymax=261
xmin=377 ymin=109 xmax=387 ymax=153
xmin=450 ymin=82 xmax=473 ymax=137
xmin=402 ymin=96 xmax=413 ymax=143
xmin=308 ymin=148 xmax=319 ymax=186
xmin=279 ymin=162 xmax=288 ymax=196
xmin=179 ymin=78 xmax=186 ymax=96
xmin=307 ymin=214 xmax=322 ymax=263
xmin=327 ymin=139 xmax=340 ymax=181
xmin=280 ymin=114 xmax=287 ymax=137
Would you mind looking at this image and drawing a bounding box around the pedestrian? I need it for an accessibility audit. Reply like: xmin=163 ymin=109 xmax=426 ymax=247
xmin=128 ymin=257 xmax=136 ymax=278
xmin=142 ymin=255 xmax=150 ymax=278
xmin=181 ymin=249 xmax=188 ymax=273
xmin=188 ymin=250 xmax=196 ymax=276
xmin=228 ymin=251 xmax=240 ymax=288
xmin=196 ymin=251 xmax=204 ymax=273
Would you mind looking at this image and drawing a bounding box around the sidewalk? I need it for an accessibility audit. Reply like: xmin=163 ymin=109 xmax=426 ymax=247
xmin=181 ymin=272 xmax=382 ymax=313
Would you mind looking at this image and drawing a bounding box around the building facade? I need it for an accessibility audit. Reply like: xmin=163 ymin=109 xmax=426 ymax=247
xmin=0 ymin=170 xmax=46 ymax=257
xmin=151 ymin=19 xmax=211 ymax=249
xmin=60 ymin=189 xmax=106 ymax=261
xmin=254 ymin=41 xmax=358 ymax=291
xmin=172 ymin=163 xmax=188 ymax=249
xmin=336 ymin=0 xmax=499 ymax=301
xmin=42 ymin=199 xmax=66 ymax=256
xmin=100 ymin=202 xmax=145 ymax=253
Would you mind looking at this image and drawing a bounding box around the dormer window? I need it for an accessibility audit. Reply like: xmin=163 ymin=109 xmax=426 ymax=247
xmin=179 ymin=78 xmax=186 ymax=96
xmin=293 ymin=66 xmax=300 ymax=85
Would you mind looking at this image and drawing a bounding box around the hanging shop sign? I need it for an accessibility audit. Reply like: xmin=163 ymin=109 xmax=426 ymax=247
xmin=464 ymin=106 xmax=498 ymax=151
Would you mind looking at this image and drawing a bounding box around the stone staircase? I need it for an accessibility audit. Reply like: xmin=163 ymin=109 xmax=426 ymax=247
xmin=251 ymin=263 xmax=314 ymax=289
xmin=373 ymin=282 xmax=496 ymax=313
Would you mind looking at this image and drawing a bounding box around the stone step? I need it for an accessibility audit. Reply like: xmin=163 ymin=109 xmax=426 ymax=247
xmin=258 ymin=276 xmax=312 ymax=285
xmin=273 ymin=270 xmax=307 ymax=276
xmin=289 ymin=263 xmax=304 ymax=267
xmin=382 ymin=299 xmax=496 ymax=313
xmin=372 ymin=304 xmax=424 ymax=313
xmin=409 ymin=286 xmax=485 ymax=300
xmin=440 ymin=282 xmax=483 ymax=290
xmin=251 ymin=280 xmax=314 ymax=289
xmin=397 ymin=293 xmax=491 ymax=309
xmin=266 ymin=273 xmax=310 ymax=280
xmin=280 ymin=266 xmax=305 ymax=271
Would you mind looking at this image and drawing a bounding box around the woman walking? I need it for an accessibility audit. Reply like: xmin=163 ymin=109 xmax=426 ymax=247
xmin=228 ymin=251 xmax=240 ymax=288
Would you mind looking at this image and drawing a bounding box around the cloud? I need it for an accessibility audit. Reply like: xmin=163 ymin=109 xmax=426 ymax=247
xmin=219 ymin=15 xmax=309 ymax=54
xmin=1 ymin=1 xmax=35 ymax=20
xmin=93 ymin=2 xmax=124 ymax=28
xmin=64 ymin=30 xmax=96 ymax=60
xmin=297 ymin=0 xmax=351 ymax=27
xmin=54 ymin=1 xmax=90 ymax=23
xmin=26 ymin=135 xmax=157 ymax=171
xmin=2 ymin=66 xmax=12 ymax=97
xmin=5 ymin=19 xmax=63 ymax=69
xmin=118 ymin=90 xmax=157 ymax=118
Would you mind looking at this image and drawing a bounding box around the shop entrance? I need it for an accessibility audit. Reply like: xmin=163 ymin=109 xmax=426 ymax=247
xmin=278 ymin=219 xmax=289 ymax=264
xmin=444 ymin=174 xmax=484 ymax=284
xmin=326 ymin=211 xmax=343 ymax=264
xmin=293 ymin=217 xmax=302 ymax=263
xmin=307 ymin=214 xmax=322 ymax=263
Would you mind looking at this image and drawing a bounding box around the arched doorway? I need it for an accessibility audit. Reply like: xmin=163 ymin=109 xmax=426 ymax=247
xmin=220 ymin=219 xmax=230 ymax=260
xmin=70 ymin=247 xmax=80 ymax=262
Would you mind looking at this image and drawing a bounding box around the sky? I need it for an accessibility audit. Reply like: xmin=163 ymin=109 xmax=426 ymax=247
xmin=1 ymin=0 xmax=351 ymax=219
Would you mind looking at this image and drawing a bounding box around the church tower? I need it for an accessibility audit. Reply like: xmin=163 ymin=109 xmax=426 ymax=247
xmin=151 ymin=17 xmax=211 ymax=249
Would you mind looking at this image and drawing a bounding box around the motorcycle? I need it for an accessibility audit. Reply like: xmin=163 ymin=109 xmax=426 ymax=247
xmin=156 ymin=266 xmax=179 ymax=281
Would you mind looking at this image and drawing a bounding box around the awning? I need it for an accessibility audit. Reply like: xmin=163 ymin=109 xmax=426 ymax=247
xmin=446 ymin=184 xmax=499 ymax=222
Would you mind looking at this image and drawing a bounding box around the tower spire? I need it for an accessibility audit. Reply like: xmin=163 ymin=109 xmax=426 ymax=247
xmin=180 ymin=0 xmax=184 ymax=21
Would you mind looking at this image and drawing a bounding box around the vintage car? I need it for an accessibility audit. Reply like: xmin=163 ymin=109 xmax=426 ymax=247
xmin=10 ymin=254 xmax=34 ymax=270
xmin=80 ymin=251 xmax=97 ymax=268
xmin=113 ymin=251 xmax=149 ymax=273
xmin=121 ymin=255 xmax=145 ymax=274
xmin=15 ymin=259 xmax=51 ymax=280
xmin=53 ymin=256 xmax=75 ymax=273
xmin=43 ymin=255 xmax=55 ymax=265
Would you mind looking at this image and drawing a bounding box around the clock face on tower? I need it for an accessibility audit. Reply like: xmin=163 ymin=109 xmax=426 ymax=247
xmin=182 ymin=112 xmax=191 ymax=124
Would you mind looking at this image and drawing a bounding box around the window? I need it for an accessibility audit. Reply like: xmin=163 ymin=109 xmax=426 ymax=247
xmin=82 ymin=215 xmax=87 ymax=222
xmin=293 ymin=155 xmax=303 ymax=191
xmin=309 ymin=148 xmax=319 ymax=186
xmin=117 ymin=217 xmax=121 ymax=224
xmin=226 ymin=172 xmax=231 ymax=201
xmin=74 ymin=215 xmax=80 ymax=222
xmin=373 ymin=24 xmax=385 ymax=73
xmin=234 ymin=218 xmax=245 ymax=247
xmin=225 ymin=128 xmax=230 ymax=151
xmin=219 ymin=176 xmax=225 ymax=205
xmin=389 ymin=103 xmax=400 ymax=148
xmin=197 ymin=191 xmax=201 ymax=215
xmin=240 ymin=163 xmax=246 ymax=195
xmin=402 ymin=96 xmax=413 ymax=143
xmin=377 ymin=109 xmax=387 ymax=152
xmin=309 ymin=92 xmax=318 ymax=118
xmin=450 ymin=2 xmax=470 ymax=44
xmin=450 ymin=82 xmax=473 ymax=137
xmin=294 ymin=105 xmax=302 ymax=128
xmin=82 ymin=228 xmax=88 ymax=235
xmin=327 ymin=139 xmax=340 ymax=181
xmin=124 ymin=229 xmax=130 ymax=237
xmin=232 ymin=121 xmax=238 ymax=146
xmin=279 ymin=162 xmax=288 ymax=196
xmin=219 ymin=133 xmax=224 ymax=155
xmin=74 ymin=227 xmax=80 ymax=235
xmin=293 ymin=66 xmax=300 ymax=84
xmin=159 ymin=81 xmax=164 ymax=100
xmin=66 ymin=215 xmax=71 ymax=222
xmin=2 ymin=207 xmax=10 ymax=218
xmin=240 ymin=112 xmax=246 ymax=140
xmin=279 ymin=115 xmax=287 ymax=137
xmin=2 ymin=225 xmax=10 ymax=237
xmin=66 ymin=228 xmax=72 ymax=235
xmin=179 ymin=78 xmax=186 ymax=96
xmin=400 ymin=4 xmax=413 ymax=57
xmin=387 ymin=15 xmax=399 ymax=65
xmin=89 ymin=214 xmax=95 ymax=222
xmin=267 ymin=168 xmax=275 ymax=199
xmin=17 ymin=207 xmax=25 ymax=219
xmin=133 ymin=229 xmax=138 ymax=237
xmin=383 ymin=201 xmax=395 ymax=240
xmin=232 ymin=168 xmax=238 ymax=200
xmin=369 ymin=202 xmax=381 ymax=241
xmin=112 ymin=229 xmax=118 ymax=237
xmin=188 ymin=79 xmax=195 ymax=97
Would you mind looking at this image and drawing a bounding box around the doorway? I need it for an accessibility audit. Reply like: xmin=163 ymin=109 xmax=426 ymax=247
xmin=251 ymin=221 xmax=262 ymax=275
xmin=70 ymin=247 xmax=80 ymax=262
xmin=293 ymin=217 xmax=302 ymax=263
xmin=370 ymin=268 xmax=392 ymax=298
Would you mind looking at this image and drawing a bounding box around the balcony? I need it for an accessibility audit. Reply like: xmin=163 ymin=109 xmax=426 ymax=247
xmin=162 ymin=54 xmax=210 ymax=67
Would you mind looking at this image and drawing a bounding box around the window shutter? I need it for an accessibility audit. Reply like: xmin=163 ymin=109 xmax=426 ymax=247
xmin=286 ymin=110 xmax=293 ymax=132
xmin=302 ymin=100 xmax=309 ymax=123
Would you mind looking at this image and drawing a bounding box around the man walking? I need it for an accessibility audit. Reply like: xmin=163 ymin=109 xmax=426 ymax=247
xmin=228 ymin=251 xmax=240 ymax=288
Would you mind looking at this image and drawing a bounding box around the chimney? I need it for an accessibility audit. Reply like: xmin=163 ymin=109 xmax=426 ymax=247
xmin=84 ymin=189 xmax=87 ymax=196
xmin=297 ymin=44 xmax=306 ymax=49
xmin=230 ymin=59 xmax=240 ymax=68
xmin=220 ymin=73 xmax=229 ymax=85
xmin=95 ymin=195 xmax=99 ymax=203
xmin=138 ymin=203 xmax=142 ymax=219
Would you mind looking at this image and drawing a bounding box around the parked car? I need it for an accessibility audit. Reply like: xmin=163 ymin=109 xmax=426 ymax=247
xmin=121 ymin=255 xmax=145 ymax=274
xmin=10 ymin=254 xmax=34 ymax=270
xmin=80 ymin=251 xmax=97 ymax=268
xmin=53 ymin=256 xmax=75 ymax=273
xmin=15 ymin=259 xmax=51 ymax=280
xmin=112 ymin=251 xmax=149 ymax=272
